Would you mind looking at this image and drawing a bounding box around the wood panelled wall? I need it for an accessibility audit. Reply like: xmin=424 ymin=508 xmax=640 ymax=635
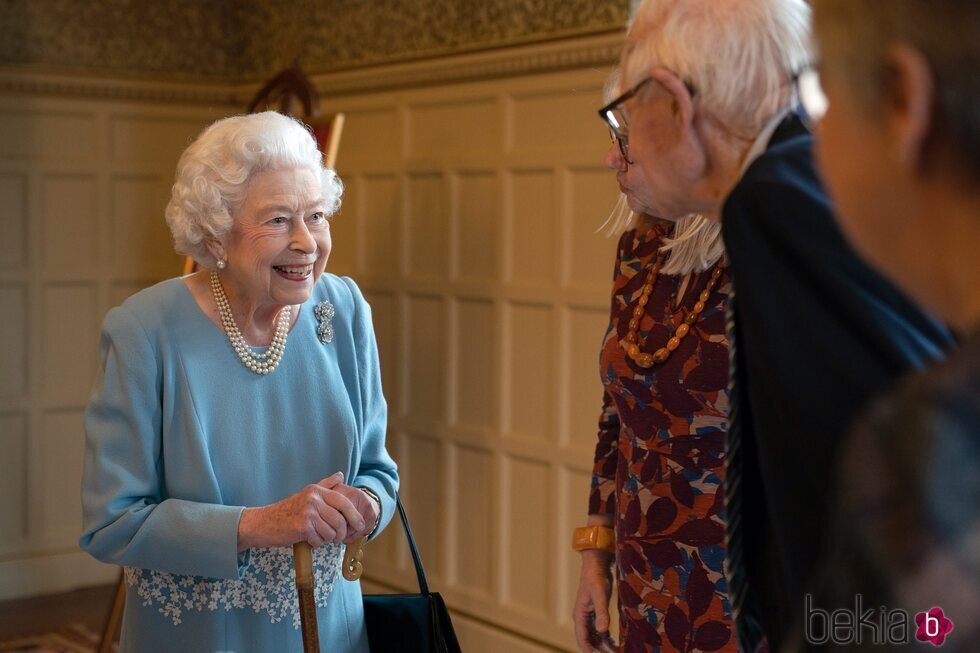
xmin=0 ymin=43 xmax=621 ymax=652
xmin=326 ymin=67 xmax=620 ymax=651
xmin=0 ymin=96 xmax=234 ymax=597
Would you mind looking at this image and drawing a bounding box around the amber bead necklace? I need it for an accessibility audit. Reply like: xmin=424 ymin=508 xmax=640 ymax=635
xmin=621 ymin=253 xmax=724 ymax=368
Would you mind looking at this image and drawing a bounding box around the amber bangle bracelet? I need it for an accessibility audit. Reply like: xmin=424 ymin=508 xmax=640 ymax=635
xmin=572 ymin=525 xmax=616 ymax=552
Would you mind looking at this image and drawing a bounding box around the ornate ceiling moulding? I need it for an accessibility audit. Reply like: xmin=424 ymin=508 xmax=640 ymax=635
xmin=0 ymin=32 xmax=624 ymax=105
xmin=303 ymin=31 xmax=625 ymax=100
xmin=0 ymin=67 xmax=240 ymax=105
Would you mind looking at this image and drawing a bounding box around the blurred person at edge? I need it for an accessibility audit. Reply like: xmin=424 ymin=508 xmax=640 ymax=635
xmin=573 ymin=74 xmax=735 ymax=651
xmin=578 ymin=1 xmax=955 ymax=651
xmin=787 ymin=1 xmax=980 ymax=651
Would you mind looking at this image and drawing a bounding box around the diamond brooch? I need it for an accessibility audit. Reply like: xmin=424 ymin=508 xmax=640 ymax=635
xmin=314 ymin=301 xmax=335 ymax=344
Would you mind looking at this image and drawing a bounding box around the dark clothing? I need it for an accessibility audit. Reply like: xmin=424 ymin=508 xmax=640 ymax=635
xmin=590 ymin=226 xmax=735 ymax=653
xmin=797 ymin=328 xmax=980 ymax=652
xmin=720 ymin=114 xmax=955 ymax=649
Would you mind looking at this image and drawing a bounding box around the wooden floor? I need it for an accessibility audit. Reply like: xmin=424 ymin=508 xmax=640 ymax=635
xmin=0 ymin=584 xmax=116 ymax=641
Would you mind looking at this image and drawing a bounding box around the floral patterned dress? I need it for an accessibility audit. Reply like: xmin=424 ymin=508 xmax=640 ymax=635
xmin=589 ymin=224 xmax=735 ymax=653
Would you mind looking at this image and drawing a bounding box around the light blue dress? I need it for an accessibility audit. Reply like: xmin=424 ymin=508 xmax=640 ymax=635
xmin=80 ymin=274 xmax=399 ymax=653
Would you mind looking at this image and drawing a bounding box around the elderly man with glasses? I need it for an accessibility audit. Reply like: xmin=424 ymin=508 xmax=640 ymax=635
xmin=574 ymin=1 xmax=954 ymax=652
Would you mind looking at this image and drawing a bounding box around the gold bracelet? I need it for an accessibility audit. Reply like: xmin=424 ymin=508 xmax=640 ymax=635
xmin=572 ymin=525 xmax=616 ymax=552
xmin=357 ymin=486 xmax=383 ymax=538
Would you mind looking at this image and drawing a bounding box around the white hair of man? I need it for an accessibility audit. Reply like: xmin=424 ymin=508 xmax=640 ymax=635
xmin=165 ymin=111 xmax=343 ymax=269
xmin=625 ymin=0 xmax=813 ymax=139
xmin=600 ymin=68 xmax=726 ymax=276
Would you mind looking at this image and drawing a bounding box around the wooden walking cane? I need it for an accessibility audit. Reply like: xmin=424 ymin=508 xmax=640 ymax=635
xmin=293 ymin=535 xmax=367 ymax=653
xmin=293 ymin=542 xmax=320 ymax=653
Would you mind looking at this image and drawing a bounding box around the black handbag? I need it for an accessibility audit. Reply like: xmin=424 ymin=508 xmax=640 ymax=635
xmin=363 ymin=495 xmax=462 ymax=653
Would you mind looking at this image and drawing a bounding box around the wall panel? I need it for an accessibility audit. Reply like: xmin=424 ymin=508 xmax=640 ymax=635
xmin=406 ymin=294 xmax=447 ymax=425
xmin=452 ymin=445 xmax=494 ymax=598
xmin=108 ymin=117 xmax=204 ymax=171
xmin=409 ymin=99 xmax=499 ymax=159
xmin=361 ymin=174 xmax=401 ymax=277
xmin=563 ymin=306 xmax=612 ymax=452
xmin=455 ymin=172 xmax=499 ymax=282
xmin=503 ymin=456 xmax=551 ymax=617
xmin=0 ymin=111 xmax=97 ymax=166
xmin=37 ymin=410 xmax=86 ymax=547
xmin=504 ymin=302 xmax=552 ymax=442
xmin=41 ymin=175 xmax=99 ymax=279
xmin=40 ymin=284 xmax=98 ymax=406
xmin=565 ymin=168 xmax=619 ymax=291
xmin=406 ymin=174 xmax=450 ymax=279
xmin=0 ymin=94 xmax=230 ymax=600
xmin=0 ymin=413 xmax=29 ymax=549
xmin=510 ymin=89 xmax=604 ymax=155
xmin=0 ymin=285 xmax=28 ymax=398
xmin=0 ymin=173 xmax=28 ymax=269
xmin=453 ymin=298 xmax=495 ymax=430
xmin=507 ymin=170 xmax=556 ymax=285
xmin=405 ymin=434 xmax=445 ymax=578
xmin=110 ymin=176 xmax=180 ymax=280
xmin=331 ymin=65 xmax=619 ymax=651
xmin=340 ymin=109 xmax=402 ymax=169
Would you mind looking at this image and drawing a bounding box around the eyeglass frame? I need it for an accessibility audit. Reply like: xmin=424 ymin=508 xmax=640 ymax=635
xmin=597 ymin=73 xmax=697 ymax=165
xmin=791 ymin=64 xmax=828 ymax=131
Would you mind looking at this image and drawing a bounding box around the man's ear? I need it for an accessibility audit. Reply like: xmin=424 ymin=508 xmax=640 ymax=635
xmin=883 ymin=44 xmax=935 ymax=172
xmin=650 ymin=67 xmax=696 ymax=132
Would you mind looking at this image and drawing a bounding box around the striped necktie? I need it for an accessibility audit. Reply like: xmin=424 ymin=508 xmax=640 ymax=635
xmin=723 ymin=287 xmax=766 ymax=651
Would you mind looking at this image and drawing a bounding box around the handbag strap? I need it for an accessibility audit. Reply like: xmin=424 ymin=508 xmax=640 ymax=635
xmin=393 ymin=493 xmax=430 ymax=595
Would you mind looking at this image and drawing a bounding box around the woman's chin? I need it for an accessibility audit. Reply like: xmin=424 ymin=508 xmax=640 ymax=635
xmin=270 ymin=276 xmax=314 ymax=305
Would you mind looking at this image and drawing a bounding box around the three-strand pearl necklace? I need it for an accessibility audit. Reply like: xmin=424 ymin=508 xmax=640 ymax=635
xmin=210 ymin=270 xmax=291 ymax=375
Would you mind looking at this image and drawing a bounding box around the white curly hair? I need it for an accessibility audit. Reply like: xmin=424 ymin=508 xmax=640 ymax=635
xmin=165 ymin=111 xmax=343 ymax=269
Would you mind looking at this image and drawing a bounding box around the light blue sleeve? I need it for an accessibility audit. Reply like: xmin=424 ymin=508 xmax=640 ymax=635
xmin=341 ymin=277 xmax=400 ymax=541
xmin=79 ymin=305 xmax=248 ymax=579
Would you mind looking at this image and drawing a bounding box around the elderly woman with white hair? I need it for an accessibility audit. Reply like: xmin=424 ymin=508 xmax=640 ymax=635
xmin=573 ymin=191 xmax=734 ymax=651
xmin=587 ymin=1 xmax=954 ymax=651
xmin=79 ymin=111 xmax=398 ymax=653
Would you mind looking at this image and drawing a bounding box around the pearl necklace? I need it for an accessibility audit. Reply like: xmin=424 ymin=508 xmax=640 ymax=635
xmin=621 ymin=254 xmax=724 ymax=368
xmin=210 ymin=270 xmax=291 ymax=375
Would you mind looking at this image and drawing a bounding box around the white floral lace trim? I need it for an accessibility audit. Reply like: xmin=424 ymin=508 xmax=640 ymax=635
xmin=124 ymin=544 xmax=342 ymax=629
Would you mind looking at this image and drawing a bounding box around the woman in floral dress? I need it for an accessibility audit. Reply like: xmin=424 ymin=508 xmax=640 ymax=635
xmin=572 ymin=79 xmax=735 ymax=653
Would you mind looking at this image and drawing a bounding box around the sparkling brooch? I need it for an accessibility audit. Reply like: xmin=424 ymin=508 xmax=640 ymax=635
xmin=314 ymin=301 xmax=335 ymax=344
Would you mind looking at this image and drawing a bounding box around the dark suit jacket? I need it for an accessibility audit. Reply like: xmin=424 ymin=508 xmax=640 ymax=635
xmin=721 ymin=113 xmax=955 ymax=649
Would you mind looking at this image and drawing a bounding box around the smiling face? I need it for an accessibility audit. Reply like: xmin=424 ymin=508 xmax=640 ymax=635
xmin=213 ymin=167 xmax=331 ymax=311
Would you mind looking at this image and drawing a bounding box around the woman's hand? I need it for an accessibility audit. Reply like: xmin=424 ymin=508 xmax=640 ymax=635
xmin=332 ymin=485 xmax=381 ymax=542
xmin=573 ymin=548 xmax=618 ymax=653
xmin=237 ymin=472 xmax=368 ymax=551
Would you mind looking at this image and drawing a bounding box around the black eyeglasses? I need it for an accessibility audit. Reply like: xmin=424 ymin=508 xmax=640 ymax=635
xmin=597 ymin=74 xmax=697 ymax=164
xmin=598 ymin=77 xmax=652 ymax=164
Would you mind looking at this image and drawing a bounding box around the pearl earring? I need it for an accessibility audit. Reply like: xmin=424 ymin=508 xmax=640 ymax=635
xmin=216 ymin=259 xmax=227 ymax=270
